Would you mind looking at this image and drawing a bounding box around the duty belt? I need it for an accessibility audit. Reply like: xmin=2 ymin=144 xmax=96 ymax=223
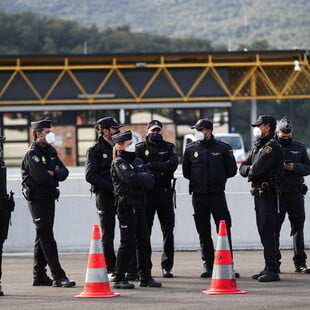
xmin=250 ymin=182 xmax=276 ymax=195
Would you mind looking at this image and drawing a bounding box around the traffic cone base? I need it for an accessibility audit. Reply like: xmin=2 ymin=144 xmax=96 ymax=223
xmin=203 ymin=279 xmax=246 ymax=295
xmin=203 ymin=220 xmax=246 ymax=295
xmin=75 ymin=224 xmax=120 ymax=298
xmin=76 ymin=282 xmax=120 ymax=298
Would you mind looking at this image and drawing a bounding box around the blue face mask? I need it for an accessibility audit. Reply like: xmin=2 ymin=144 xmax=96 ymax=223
xmin=148 ymin=132 xmax=163 ymax=143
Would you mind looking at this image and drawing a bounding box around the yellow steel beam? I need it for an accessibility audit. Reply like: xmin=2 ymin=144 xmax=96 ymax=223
xmin=0 ymin=53 xmax=309 ymax=105
xmin=162 ymin=67 xmax=185 ymax=99
xmin=186 ymin=67 xmax=211 ymax=97
xmin=138 ymin=68 xmax=161 ymax=99
xmin=42 ymin=70 xmax=66 ymax=102
xmin=115 ymin=68 xmax=138 ymax=100
xmin=0 ymin=70 xmax=18 ymax=97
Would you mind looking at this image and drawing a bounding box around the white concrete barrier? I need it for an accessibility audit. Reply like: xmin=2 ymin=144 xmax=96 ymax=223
xmin=4 ymin=167 xmax=310 ymax=252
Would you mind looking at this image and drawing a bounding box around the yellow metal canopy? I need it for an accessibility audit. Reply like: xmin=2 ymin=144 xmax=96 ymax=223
xmin=0 ymin=50 xmax=309 ymax=105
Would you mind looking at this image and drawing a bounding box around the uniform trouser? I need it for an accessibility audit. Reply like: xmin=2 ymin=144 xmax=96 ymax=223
xmin=146 ymin=189 xmax=175 ymax=271
xmin=114 ymin=204 xmax=152 ymax=282
xmin=0 ymin=208 xmax=10 ymax=280
xmin=254 ymin=190 xmax=279 ymax=273
xmin=96 ymin=193 xmax=117 ymax=274
xmin=192 ymin=192 xmax=232 ymax=271
xmin=275 ymin=191 xmax=306 ymax=268
xmin=28 ymin=199 xmax=66 ymax=280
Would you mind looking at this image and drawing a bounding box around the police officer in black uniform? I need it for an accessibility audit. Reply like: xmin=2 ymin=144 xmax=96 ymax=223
xmin=0 ymin=135 xmax=14 ymax=296
xmin=275 ymin=116 xmax=310 ymax=273
xmin=21 ymin=119 xmax=75 ymax=288
xmin=135 ymin=120 xmax=178 ymax=278
xmin=85 ymin=117 xmax=122 ymax=276
xmin=182 ymin=118 xmax=238 ymax=278
xmin=111 ymin=130 xmax=161 ymax=289
xmin=240 ymin=115 xmax=283 ymax=282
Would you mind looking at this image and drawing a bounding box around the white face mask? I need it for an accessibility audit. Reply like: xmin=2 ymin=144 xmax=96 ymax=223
xmin=45 ymin=132 xmax=56 ymax=144
xmin=125 ymin=142 xmax=135 ymax=153
xmin=253 ymin=127 xmax=262 ymax=138
xmin=194 ymin=130 xmax=205 ymax=141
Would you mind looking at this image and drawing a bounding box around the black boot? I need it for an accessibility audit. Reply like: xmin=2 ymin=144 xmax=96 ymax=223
xmin=258 ymin=272 xmax=280 ymax=282
xmin=33 ymin=274 xmax=53 ymax=286
xmin=295 ymin=265 xmax=310 ymax=274
xmin=162 ymin=269 xmax=173 ymax=278
xmin=200 ymin=269 xmax=213 ymax=278
xmin=252 ymin=269 xmax=267 ymax=280
xmin=140 ymin=276 xmax=162 ymax=287
xmin=0 ymin=281 xmax=3 ymax=296
xmin=113 ymin=280 xmax=135 ymax=289
xmin=52 ymin=277 xmax=76 ymax=287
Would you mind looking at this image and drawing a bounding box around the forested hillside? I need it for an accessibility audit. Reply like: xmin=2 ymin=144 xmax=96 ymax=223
xmin=0 ymin=11 xmax=217 ymax=54
xmin=0 ymin=0 xmax=309 ymax=50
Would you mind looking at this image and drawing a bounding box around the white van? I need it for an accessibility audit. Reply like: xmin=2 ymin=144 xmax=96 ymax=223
xmin=182 ymin=133 xmax=246 ymax=163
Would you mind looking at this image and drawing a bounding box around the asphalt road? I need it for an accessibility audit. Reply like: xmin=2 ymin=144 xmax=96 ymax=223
xmin=1 ymin=250 xmax=310 ymax=310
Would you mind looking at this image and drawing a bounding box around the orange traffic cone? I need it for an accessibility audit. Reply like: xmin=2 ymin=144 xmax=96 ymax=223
xmin=75 ymin=224 xmax=120 ymax=298
xmin=203 ymin=220 xmax=246 ymax=295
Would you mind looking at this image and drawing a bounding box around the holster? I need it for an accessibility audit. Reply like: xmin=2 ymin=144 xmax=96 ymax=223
xmin=22 ymin=183 xmax=33 ymax=201
xmin=302 ymin=184 xmax=308 ymax=195
xmin=55 ymin=188 xmax=60 ymax=201
xmin=22 ymin=176 xmax=34 ymax=201
xmin=7 ymin=190 xmax=15 ymax=212
xmin=250 ymin=188 xmax=259 ymax=196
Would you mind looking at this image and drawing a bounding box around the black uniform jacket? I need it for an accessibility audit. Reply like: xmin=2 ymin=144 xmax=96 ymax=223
xmin=0 ymin=156 xmax=10 ymax=240
xmin=239 ymin=134 xmax=283 ymax=187
xmin=21 ymin=141 xmax=69 ymax=199
xmin=111 ymin=151 xmax=154 ymax=207
xmin=135 ymin=138 xmax=178 ymax=189
xmin=0 ymin=156 xmax=7 ymax=205
xmin=182 ymin=135 xmax=237 ymax=194
xmin=278 ymin=139 xmax=310 ymax=190
xmin=85 ymin=136 xmax=114 ymax=194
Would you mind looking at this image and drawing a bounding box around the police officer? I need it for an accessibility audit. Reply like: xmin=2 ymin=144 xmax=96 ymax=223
xmin=135 ymin=120 xmax=178 ymax=278
xmin=0 ymin=136 xmax=13 ymax=296
xmin=275 ymin=116 xmax=310 ymax=273
xmin=111 ymin=131 xmax=161 ymax=289
xmin=85 ymin=117 xmax=122 ymax=276
xmin=182 ymin=118 xmax=238 ymax=278
xmin=240 ymin=115 xmax=283 ymax=282
xmin=21 ymin=119 xmax=75 ymax=287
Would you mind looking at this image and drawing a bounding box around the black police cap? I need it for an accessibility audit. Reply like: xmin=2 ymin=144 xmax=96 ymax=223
xmin=191 ymin=118 xmax=213 ymax=130
xmin=147 ymin=120 xmax=163 ymax=130
xmin=97 ymin=117 xmax=122 ymax=129
xmin=278 ymin=115 xmax=293 ymax=133
xmin=251 ymin=115 xmax=276 ymax=127
xmin=111 ymin=130 xmax=132 ymax=144
xmin=31 ymin=118 xmax=52 ymax=129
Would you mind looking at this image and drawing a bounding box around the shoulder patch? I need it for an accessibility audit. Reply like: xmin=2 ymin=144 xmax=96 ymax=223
xmin=290 ymin=150 xmax=301 ymax=155
xmin=210 ymin=152 xmax=221 ymax=156
xmin=32 ymin=155 xmax=41 ymax=163
xmin=264 ymin=145 xmax=273 ymax=153
xmin=119 ymin=163 xmax=128 ymax=171
xmin=135 ymin=141 xmax=145 ymax=148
